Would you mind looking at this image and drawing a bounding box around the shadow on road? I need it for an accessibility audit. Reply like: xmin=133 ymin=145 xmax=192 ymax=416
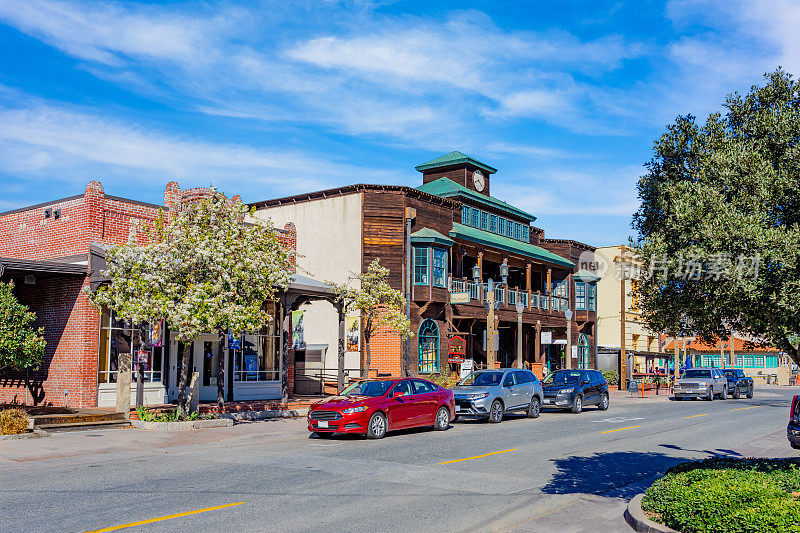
xmin=541 ymin=451 xmax=690 ymax=498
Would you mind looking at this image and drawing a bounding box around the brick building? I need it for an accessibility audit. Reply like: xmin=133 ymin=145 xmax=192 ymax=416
xmin=0 ymin=181 xmax=314 ymax=408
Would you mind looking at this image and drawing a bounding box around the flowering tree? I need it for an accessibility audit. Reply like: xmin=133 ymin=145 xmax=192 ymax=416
xmin=0 ymin=281 xmax=46 ymax=370
xmin=328 ymin=259 xmax=412 ymax=378
xmin=88 ymin=193 xmax=294 ymax=412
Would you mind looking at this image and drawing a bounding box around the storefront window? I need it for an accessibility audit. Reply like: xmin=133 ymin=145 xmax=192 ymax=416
xmin=588 ymin=283 xmax=596 ymax=311
xmin=575 ymin=282 xmax=587 ymax=310
xmin=413 ymin=247 xmax=429 ymax=285
xmin=97 ymin=309 xmax=163 ymax=384
xmin=232 ymin=302 xmax=280 ymax=381
xmin=418 ymin=319 xmax=439 ymax=374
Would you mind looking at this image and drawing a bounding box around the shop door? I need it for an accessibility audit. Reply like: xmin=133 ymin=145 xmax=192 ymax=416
xmin=197 ymin=335 xmax=223 ymax=401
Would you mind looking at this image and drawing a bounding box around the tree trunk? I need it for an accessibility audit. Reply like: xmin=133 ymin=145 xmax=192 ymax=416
xmin=786 ymin=343 xmax=800 ymax=367
xmin=217 ymin=331 xmax=225 ymax=410
xmin=177 ymin=344 xmax=191 ymax=414
xmin=364 ymin=332 xmax=371 ymax=379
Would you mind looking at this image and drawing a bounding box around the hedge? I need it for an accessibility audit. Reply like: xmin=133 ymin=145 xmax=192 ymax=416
xmin=642 ymin=457 xmax=800 ymax=533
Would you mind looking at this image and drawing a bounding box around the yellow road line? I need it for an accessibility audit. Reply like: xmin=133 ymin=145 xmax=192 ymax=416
xmin=601 ymin=425 xmax=641 ymax=434
xmin=439 ymin=448 xmax=518 ymax=464
xmin=730 ymin=406 xmax=757 ymax=411
xmin=84 ymin=502 xmax=245 ymax=533
xmin=684 ymin=414 xmax=709 ymax=418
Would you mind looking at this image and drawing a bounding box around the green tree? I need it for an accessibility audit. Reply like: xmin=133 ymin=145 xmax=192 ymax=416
xmin=328 ymin=258 xmax=413 ymax=378
xmin=88 ymin=193 xmax=294 ymax=411
xmin=633 ymin=69 xmax=800 ymax=364
xmin=0 ymin=281 xmax=46 ymax=370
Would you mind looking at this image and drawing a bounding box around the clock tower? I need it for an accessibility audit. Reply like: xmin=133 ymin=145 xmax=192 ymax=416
xmin=415 ymin=151 xmax=497 ymax=197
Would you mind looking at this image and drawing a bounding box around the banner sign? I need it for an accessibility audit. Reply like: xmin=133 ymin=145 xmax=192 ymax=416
xmin=346 ymin=316 xmax=360 ymax=352
xmin=450 ymin=292 xmax=470 ymax=304
xmin=291 ymin=310 xmax=306 ymax=350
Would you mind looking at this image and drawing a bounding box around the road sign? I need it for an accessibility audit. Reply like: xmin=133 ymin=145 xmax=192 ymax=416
xmin=450 ymin=292 xmax=470 ymax=304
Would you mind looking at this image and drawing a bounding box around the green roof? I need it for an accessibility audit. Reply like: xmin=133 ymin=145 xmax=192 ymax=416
xmin=417 ymin=178 xmax=536 ymax=222
xmin=449 ymin=223 xmax=574 ymax=268
xmin=414 ymin=151 xmax=498 ymax=174
xmin=574 ymin=269 xmax=601 ymax=282
xmin=410 ymin=228 xmax=455 ymax=247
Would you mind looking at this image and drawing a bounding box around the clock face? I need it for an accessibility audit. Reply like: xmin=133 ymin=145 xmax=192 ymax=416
xmin=472 ymin=170 xmax=485 ymax=192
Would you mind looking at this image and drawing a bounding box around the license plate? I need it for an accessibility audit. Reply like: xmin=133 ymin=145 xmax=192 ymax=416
xmin=544 ymin=399 xmax=553 ymax=404
xmin=455 ymin=406 xmax=463 ymax=412
xmin=317 ymin=420 xmax=328 ymax=428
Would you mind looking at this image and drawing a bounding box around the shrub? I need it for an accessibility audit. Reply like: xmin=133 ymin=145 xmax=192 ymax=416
xmin=0 ymin=408 xmax=30 ymax=434
xmin=602 ymin=370 xmax=619 ymax=386
xmin=135 ymin=406 xmax=217 ymax=422
xmin=643 ymin=458 xmax=800 ymax=533
xmin=428 ymin=373 xmax=460 ymax=389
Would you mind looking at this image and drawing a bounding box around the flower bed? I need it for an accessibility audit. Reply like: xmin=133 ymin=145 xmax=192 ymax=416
xmin=642 ymin=457 xmax=800 ymax=533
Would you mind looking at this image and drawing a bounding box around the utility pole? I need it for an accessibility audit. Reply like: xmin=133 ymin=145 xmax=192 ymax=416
xmin=729 ymin=331 xmax=736 ymax=368
xmin=619 ymin=257 xmax=627 ymax=391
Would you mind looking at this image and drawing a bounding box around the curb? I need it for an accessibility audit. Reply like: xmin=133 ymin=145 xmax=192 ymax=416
xmin=624 ymin=493 xmax=681 ymax=533
xmin=219 ymin=409 xmax=308 ymax=421
xmin=130 ymin=418 xmax=234 ymax=431
xmin=0 ymin=429 xmax=50 ymax=440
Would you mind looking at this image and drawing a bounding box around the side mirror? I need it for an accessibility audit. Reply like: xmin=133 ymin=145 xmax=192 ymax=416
xmin=582 ymin=379 xmax=590 ymax=385
xmin=392 ymin=390 xmax=404 ymax=399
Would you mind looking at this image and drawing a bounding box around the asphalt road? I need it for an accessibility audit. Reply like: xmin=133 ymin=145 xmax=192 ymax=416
xmin=1 ymin=386 xmax=797 ymax=533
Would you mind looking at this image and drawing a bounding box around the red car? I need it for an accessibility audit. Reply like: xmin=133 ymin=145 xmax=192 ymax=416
xmin=307 ymin=377 xmax=455 ymax=439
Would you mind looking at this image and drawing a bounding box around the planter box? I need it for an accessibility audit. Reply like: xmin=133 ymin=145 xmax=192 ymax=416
xmin=130 ymin=418 xmax=233 ymax=431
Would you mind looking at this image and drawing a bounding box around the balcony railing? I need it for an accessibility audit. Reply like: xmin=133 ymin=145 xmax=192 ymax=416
xmin=447 ymin=278 xmax=568 ymax=314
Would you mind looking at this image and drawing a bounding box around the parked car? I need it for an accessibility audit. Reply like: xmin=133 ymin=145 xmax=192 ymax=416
xmin=452 ymin=368 xmax=543 ymax=423
xmin=722 ymin=368 xmax=754 ymax=399
xmin=788 ymin=395 xmax=800 ymax=450
xmin=674 ymin=368 xmax=728 ymax=400
xmin=541 ymin=369 xmax=609 ymax=414
xmin=307 ymin=377 xmax=455 ymax=439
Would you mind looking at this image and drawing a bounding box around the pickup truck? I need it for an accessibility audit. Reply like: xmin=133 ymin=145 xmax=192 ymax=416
xmin=722 ymin=368 xmax=754 ymax=399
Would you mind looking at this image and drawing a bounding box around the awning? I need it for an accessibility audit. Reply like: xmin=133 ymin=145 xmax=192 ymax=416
xmin=448 ymin=223 xmax=574 ymax=268
xmin=410 ymin=228 xmax=455 ymax=247
xmin=0 ymin=256 xmax=87 ymax=279
xmin=573 ymin=269 xmax=601 ymax=282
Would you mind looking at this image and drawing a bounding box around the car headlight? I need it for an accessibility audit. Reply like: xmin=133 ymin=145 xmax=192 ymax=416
xmin=697 ymin=382 xmax=708 ymax=387
xmin=559 ymin=387 xmax=575 ymax=394
xmin=341 ymin=406 xmax=368 ymax=414
xmin=468 ymin=392 xmax=489 ymax=400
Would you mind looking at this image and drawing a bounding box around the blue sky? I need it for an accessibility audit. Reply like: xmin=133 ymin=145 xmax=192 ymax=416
xmin=0 ymin=0 xmax=795 ymax=245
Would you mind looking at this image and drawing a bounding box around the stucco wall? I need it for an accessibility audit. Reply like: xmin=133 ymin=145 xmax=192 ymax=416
xmin=595 ymin=245 xmax=658 ymax=351
xmin=252 ymin=194 xmax=363 ymax=373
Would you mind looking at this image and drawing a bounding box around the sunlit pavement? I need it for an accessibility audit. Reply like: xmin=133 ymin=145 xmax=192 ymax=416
xmin=1 ymin=385 xmax=796 ymax=532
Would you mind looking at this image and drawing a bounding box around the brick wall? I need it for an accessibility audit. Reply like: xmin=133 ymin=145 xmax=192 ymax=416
xmin=364 ymin=308 xmax=404 ymax=378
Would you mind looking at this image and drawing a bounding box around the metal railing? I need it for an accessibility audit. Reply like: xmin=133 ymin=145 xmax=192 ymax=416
xmin=446 ymin=279 xmax=569 ymax=314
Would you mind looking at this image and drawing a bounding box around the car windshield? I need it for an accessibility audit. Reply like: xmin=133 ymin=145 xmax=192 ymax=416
xmin=458 ymin=371 xmax=503 ymax=386
xmin=340 ymin=380 xmax=394 ymax=397
xmin=683 ymin=369 xmax=711 ymax=379
xmin=722 ymin=370 xmax=737 ymax=378
xmin=543 ymin=371 xmax=583 ymax=385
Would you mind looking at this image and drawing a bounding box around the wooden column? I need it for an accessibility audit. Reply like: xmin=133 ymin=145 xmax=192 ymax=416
xmin=729 ymin=331 xmax=736 ymax=367
xmin=478 ymin=251 xmax=484 ymax=302
xmin=526 ymin=262 xmax=532 ymax=310
xmin=546 ymin=267 xmax=552 ymax=312
xmin=619 ymin=266 xmax=627 ymax=391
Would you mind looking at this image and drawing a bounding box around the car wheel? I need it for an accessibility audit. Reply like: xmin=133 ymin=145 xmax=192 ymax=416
xmin=746 ymin=388 xmax=754 ymax=399
xmin=489 ymin=400 xmax=504 ymax=423
xmin=365 ymin=412 xmax=387 ymax=439
xmin=598 ymin=392 xmax=609 ymax=411
xmin=719 ymin=385 xmax=727 ymax=400
xmin=527 ymin=396 xmax=541 ymax=418
xmin=434 ymin=406 xmax=450 ymax=431
xmin=571 ymin=395 xmax=583 ymax=414
xmin=732 ymin=386 xmax=740 ymax=399
xmin=706 ymin=387 xmax=714 ymax=401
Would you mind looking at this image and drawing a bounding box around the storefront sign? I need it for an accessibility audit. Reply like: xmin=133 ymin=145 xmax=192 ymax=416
xmin=541 ymin=331 xmax=553 ymax=344
xmin=291 ymin=310 xmax=306 ymax=350
xmin=135 ymin=350 xmax=150 ymax=370
xmin=346 ymin=316 xmax=360 ymax=352
xmin=450 ymin=291 xmax=470 ymax=304
xmin=448 ymin=336 xmax=465 ymax=355
xmin=460 ymin=358 xmax=474 ymax=379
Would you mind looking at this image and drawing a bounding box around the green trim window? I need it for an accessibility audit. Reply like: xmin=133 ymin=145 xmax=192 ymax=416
xmin=578 ymin=334 xmax=589 ymax=369
xmin=767 ymin=355 xmax=778 ymax=367
xmin=588 ymin=283 xmax=596 ymax=311
xmin=413 ymin=247 xmax=429 ymax=285
xmin=418 ymin=319 xmax=440 ymax=373
xmin=471 ymin=208 xmax=480 ymax=227
xmin=522 ymin=225 xmax=529 ymax=242
xmin=514 ymin=222 xmax=521 ymax=240
xmin=432 ymin=248 xmax=447 ymax=288
xmin=575 ymin=282 xmax=587 ymax=310
xmin=498 ymin=217 xmax=505 ymax=236
xmin=480 ymin=211 xmax=488 ymax=231
xmin=490 ymin=214 xmax=498 ymax=233
xmin=462 ymin=206 xmax=470 ymax=226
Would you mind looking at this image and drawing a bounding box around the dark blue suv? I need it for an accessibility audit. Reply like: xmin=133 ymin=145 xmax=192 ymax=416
xmin=542 ymin=369 xmax=610 ymax=414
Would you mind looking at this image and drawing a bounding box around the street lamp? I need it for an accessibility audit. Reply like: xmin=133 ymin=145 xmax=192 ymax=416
xmin=515 ymin=299 xmax=524 ymax=368
xmin=500 ymin=259 xmax=509 ymax=285
xmin=472 ymin=263 xmax=481 ymax=284
xmin=564 ymin=307 xmax=573 ymax=370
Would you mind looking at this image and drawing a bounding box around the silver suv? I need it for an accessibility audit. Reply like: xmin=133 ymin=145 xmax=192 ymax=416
xmin=674 ymin=367 xmax=728 ymax=401
xmin=452 ymin=369 xmax=544 ymax=423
